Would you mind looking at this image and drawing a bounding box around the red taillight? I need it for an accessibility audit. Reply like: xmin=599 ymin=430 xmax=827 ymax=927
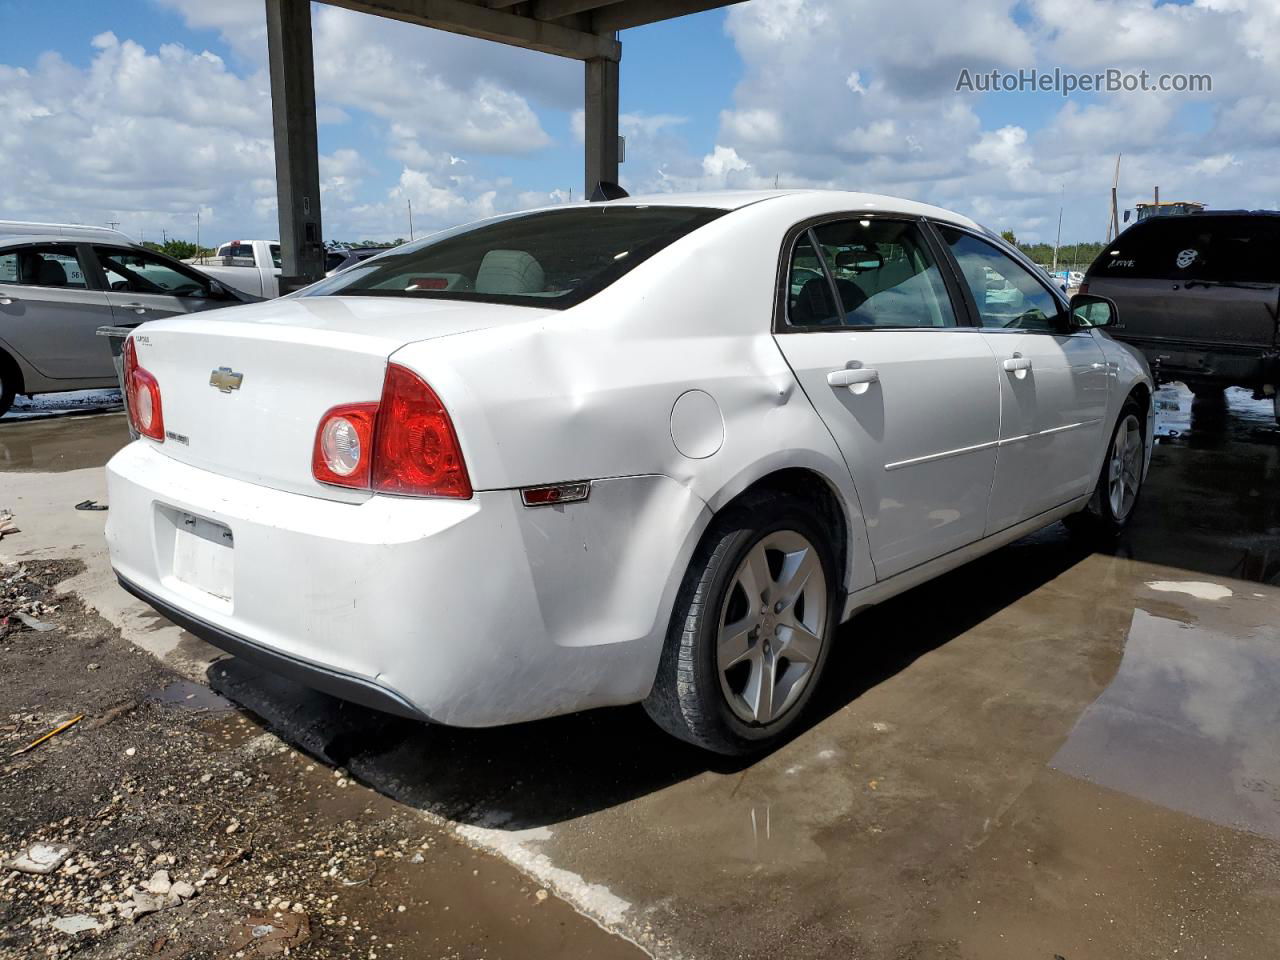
xmin=123 ymin=338 xmax=164 ymax=441
xmin=310 ymin=365 xmax=471 ymax=499
xmin=312 ymin=403 xmax=378 ymax=488
xmin=373 ymin=364 xmax=471 ymax=499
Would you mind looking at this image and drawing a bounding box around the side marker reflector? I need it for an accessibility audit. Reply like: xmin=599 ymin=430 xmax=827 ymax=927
xmin=521 ymin=482 xmax=591 ymax=507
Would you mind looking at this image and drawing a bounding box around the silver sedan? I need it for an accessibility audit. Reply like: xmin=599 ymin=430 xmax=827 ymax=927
xmin=0 ymin=232 xmax=257 ymax=415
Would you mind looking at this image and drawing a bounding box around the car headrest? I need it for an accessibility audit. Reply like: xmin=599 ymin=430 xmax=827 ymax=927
xmin=792 ymin=277 xmax=840 ymax=325
xmin=475 ymin=250 xmax=545 ymax=295
xmin=35 ymin=257 xmax=67 ymax=286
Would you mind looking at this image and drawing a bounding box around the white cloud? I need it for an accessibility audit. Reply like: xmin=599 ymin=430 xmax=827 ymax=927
xmin=618 ymin=0 xmax=1280 ymax=243
xmin=0 ymin=1 xmax=579 ymax=242
xmin=4 ymin=0 xmax=1280 ymax=248
xmin=701 ymin=145 xmax=750 ymax=178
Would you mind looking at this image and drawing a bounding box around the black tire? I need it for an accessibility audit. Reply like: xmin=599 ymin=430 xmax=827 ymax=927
xmin=1067 ymin=397 xmax=1146 ymax=539
xmin=1185 ymin=381 xmax=1225 ymax=399
xmin=0 ymin=352 xmax=16 ymax=417
xmin=643 ymin=491 xmax=839 ymax=756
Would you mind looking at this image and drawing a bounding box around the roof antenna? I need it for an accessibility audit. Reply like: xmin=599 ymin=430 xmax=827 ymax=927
xmin=590 ymin=181 xmax=629 ymax=202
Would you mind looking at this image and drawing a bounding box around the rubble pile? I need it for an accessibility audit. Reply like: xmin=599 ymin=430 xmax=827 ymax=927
xmin=0 ymin=561 xmax=59 ymax=636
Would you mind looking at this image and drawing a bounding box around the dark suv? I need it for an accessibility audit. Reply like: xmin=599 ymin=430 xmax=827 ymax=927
xmin=1084 ymin=211 xmax=1280 ymax=420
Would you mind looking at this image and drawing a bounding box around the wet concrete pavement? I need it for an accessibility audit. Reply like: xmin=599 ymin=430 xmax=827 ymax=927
xmin=0 ymin=411 xmax=130 ymax=473
xmin=5 ymin=385 xmax=1280 ymax=958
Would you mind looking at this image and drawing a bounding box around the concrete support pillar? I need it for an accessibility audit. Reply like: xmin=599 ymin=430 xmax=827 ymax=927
xmin=584 ymin=56 xmax=619 ymax=196
xmin=266 ymin=0 xmax=325 ymax=287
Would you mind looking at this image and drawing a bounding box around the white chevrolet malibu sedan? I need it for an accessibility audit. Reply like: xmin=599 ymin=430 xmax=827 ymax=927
xmin=105 ymin=190 xmax=1153 ymax=755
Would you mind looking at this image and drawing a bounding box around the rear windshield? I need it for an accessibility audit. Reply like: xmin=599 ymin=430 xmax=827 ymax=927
xmin=1089 ymin=215 xmax=1280 ymax=283
xmin=301 ymin=205 xmax=724 ymax=309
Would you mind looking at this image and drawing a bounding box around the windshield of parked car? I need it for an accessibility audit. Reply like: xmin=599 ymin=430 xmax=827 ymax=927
xmin=300 ymin=206 xmax=725 ymax=309
xmin=1089 ymin=215 xmax=1280 ymax=284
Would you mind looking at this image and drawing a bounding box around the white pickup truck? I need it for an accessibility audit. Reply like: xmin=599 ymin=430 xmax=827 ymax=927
xmin=191 ymin=240 xmax=282 ymax=298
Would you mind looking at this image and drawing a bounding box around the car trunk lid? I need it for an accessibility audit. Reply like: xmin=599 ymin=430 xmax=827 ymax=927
xmin=130 ymin=295 xmax=547 ymax=501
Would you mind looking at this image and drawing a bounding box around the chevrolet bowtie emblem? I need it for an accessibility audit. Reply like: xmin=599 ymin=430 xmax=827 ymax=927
xmin=209 ymin=367 xmax=244 ymax=393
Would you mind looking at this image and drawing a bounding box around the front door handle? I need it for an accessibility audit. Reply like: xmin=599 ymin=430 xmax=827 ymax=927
xmin=0 ymin=293 xmax=18 ymax=305
xmin=827 ymin=367 xmax=879 ymax=394
xmin=1002 ymin=355 xmax=1032 ymax=379
xmin=120 ymin=302 xmax=147 ymax=314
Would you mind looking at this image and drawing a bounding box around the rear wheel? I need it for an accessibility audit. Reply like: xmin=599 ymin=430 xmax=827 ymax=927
xmin=1068 ymin=399 xmax=1145 ymax=538
xmin=643 ymin=492 xmax=838 ymax=756
xmin=1185 ymin=381 xmax=1224 ymax=399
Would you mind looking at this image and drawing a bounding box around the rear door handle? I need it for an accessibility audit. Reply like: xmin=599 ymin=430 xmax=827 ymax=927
xmin=0 ymin=293 xmax=18 ymax=304
xmin=120 ymin=302 xmax=147 ymax=314
xmin=827 ymin=367 xmax=879 ymax=394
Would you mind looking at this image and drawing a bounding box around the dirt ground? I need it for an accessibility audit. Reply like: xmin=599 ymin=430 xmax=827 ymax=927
xmin=0 ymin=559 xmax=644 ymax=960
xmin=5 ymin=385 xmax=1280 ymax=960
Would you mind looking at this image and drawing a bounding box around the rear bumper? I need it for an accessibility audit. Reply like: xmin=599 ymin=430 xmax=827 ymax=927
xmin=105 ymin=441 xmax=707 ymax=727
xmin=116 ymin=572 xmax=429 ymax=721
xmin=1113 ymin=334 xmax=1279 ymax=388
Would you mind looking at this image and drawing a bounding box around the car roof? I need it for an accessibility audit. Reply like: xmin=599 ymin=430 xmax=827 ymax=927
xmin=520 ymin=189 xmax=984 ymax=231
xmin=0 ymin=220 xmax=133 ymax=243
xmin=0 ymin=233 xmax=141 ymax=249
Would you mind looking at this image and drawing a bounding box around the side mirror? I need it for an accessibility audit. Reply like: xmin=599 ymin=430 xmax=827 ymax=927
xmin=1070 ymin=293 xmax=1117 ymax=329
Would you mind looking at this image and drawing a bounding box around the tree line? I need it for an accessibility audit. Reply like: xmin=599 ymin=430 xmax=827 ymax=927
xmin=999 ymin=230 xmax=1107 ymax=272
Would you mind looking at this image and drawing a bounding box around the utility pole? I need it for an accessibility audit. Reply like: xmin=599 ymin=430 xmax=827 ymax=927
xmin=1052 ymin=183 xmax=1064 ymax=274
xmin=1105 ymin=153 xmax=1122 ymax=243
xmin=106 ymin=220 xmax=120 ymax=231
xmin=408 ymin=199 xmax=414 ymax=241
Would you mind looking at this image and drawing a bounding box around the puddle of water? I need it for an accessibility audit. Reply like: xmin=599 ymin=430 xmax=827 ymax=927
xmin=1154 ymin=382 xmax=1280 ymax=444
xmin=0 ymin=412 xmax=131 ymax=472
xmin=1051 ymin=608 xmax=1280 ymax=839
xmin=1146 ymin=579 xmax=1235 ymax=601
xmin=147 ymin=680 xmax=235 ymax=711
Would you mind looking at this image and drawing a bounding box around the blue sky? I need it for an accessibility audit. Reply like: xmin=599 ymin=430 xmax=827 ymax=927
xmin=2 ymin=0 xmax=1276 ymax=248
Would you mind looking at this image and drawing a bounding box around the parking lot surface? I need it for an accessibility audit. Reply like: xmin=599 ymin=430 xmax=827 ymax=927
xmin=3 ymin=385 xmax=1279 ymax=958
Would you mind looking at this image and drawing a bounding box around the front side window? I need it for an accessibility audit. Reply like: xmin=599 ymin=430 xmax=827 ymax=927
xmin=301 ymin=206 xmax=724 ymax=309
xmin=95 ymin=247 xmax=212 ymax=298
xmin=938 ymin=227 xmax=1062 ymax=332
xmin=0 ymin=245 xmax=89 ymax=288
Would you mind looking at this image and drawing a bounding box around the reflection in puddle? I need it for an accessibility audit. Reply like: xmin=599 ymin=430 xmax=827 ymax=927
xmin=1154 ymin=383 xmax=1280 ymax=443
xmin=0 ymin=412 xmax=131 ymax=472
xmin=1052 ymin=609 xmax=1280 ymax=839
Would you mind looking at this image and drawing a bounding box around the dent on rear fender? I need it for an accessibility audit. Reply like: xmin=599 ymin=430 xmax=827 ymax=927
xmin=513 ymin=474 xmax=711 ymax=652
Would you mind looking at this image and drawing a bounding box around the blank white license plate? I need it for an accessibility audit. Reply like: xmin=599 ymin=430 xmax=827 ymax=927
xmin=171 ymin=513 xmax=234 ymax=601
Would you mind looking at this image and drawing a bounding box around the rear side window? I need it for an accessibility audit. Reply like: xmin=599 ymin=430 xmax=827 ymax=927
xmin=1090 ymin=216 xmax=1280 ymax=283
xmin=0 ymin=245 xmax=88 ymax=288
xmin=813 ymin=219 xmax=957 ymax=328
xmin=301 ymin=206 xmax=725 ymax=309
xmin=786 ymin=233 xmax=840 ymax=325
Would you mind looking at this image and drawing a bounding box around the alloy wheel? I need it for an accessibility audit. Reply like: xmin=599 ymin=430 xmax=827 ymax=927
xmin=716 ymin=530 xmax=828 ymax=726
xmin=1107 ymin=413 xmax=1143 ymax=521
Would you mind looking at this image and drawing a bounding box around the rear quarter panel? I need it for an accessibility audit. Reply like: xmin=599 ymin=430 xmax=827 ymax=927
xmin=388 ymin=197 xmax=879 ymax=598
